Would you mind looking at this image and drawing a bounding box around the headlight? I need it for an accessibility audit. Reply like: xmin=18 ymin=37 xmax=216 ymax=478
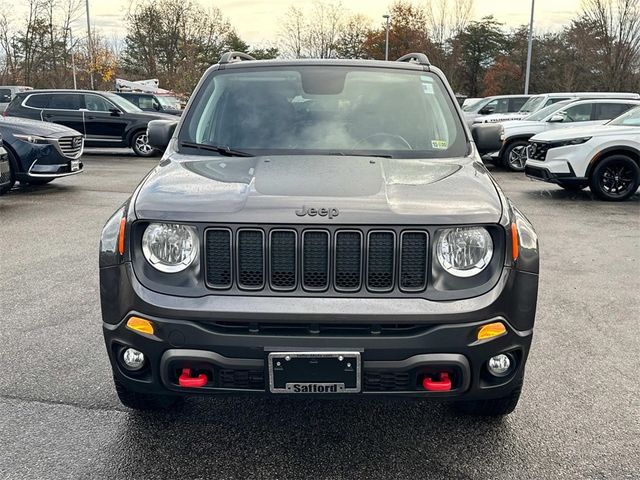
xmin=549 ymin=137 xmax=592 ymax=148
xmin=142 ymin=223 xmax=198 ymax=273
xmin=14 ymin=134 xmax=49 ymax=144
xmin=436 ymin=227 xmax=493 ymax=277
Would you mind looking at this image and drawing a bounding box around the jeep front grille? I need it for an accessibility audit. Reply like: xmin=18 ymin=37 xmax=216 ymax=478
xmin=57 ymin=136 xmax=83 ymax=158
xmin=205 ymin=225 xmax=429 ymax=295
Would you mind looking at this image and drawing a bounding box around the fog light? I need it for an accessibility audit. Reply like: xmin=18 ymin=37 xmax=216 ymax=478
xmin=487 ymin=354 xmax=511 ymax=376
xmin=122 ymin=348 xmax=145 ymax=370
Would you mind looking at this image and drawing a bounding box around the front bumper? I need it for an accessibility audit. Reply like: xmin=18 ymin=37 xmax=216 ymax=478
xmin=12 ymin=139 xmax=83 ymax=181
xmin=102 ymin=263 xmax=537 ymax=400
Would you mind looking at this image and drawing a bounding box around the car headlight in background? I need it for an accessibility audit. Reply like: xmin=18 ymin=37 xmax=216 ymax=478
xmin=142 ymin=223 xmax=198 ymax=273
xmin=14 ymin=134 xmax=50 ymax=144
xmin=436 ymin=227 xmax=493 ymax=277
xmin=549 ymin=137 xmax=592 ymax=148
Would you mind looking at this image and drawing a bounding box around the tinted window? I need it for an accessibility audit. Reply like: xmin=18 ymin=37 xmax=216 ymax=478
xmin=138 ymin=96 xmax=155 ymax=109
xmin=49 ymin=94 xmax=82 ymax=110
xmin=181 ymin=66 xmax=468 ymax=159
xmin=545 ymin=97 xmax=572 ymax=107
xmin=484 ymin=98 xmax=509 ymax=113
xmin=556 ymin=103 xmax=593 ymax=122
xmin=510 ymin=97 xmax=528 ymax=111
xmin=84 ymin=94 xmax=113 ymax=112
xmin=594 ymin=103 xmax=635 ymax=120
xmin=25 ymin=94 xmax=50 ymax=108
xmin=0 ymin=89 xmax=11 ymax=102
xmin=609 ymin=106 xmax=640 ymax=126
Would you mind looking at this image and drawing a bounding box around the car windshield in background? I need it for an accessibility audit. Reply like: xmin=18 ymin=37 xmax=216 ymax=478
xmin=462 ymin=98 xmax=486 ymax=112
xmin=608 ymin=106 xmax=640 ymax=126
xmin=518 ymin=95 xmax=546 ymax=113
xmin=524 ymin=100 xmax=572 ymax=121
xmin=104 ymin=92 xmax=142 ymax=113
xmin=156 ymin=95 xmax=180 ymax=108
xmin=180 ymin=66 xmax=468 ymax=159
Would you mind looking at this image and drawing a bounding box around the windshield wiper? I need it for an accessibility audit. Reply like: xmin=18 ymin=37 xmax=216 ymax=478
xmin=180 ymin=141 xmax=254 ymax=157
xmin=332 ymin=152 xmax=393 ymax=158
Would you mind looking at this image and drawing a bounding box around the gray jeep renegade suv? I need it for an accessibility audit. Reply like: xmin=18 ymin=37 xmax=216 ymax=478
xmin=100 ymin=52 xmax=539 ymax=416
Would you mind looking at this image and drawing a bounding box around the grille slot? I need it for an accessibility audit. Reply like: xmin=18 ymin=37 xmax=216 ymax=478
xmin=334 ymin=231 xmax=363 ymax=291
xmin=399 ymin=231 xmax=428 ymax=292
xmin=269 ymin=229 xmax=297 ymax=290
xmin=57 ymin=136 xmax=83 ymax=158
xmin=237 ymin=229 xmax=264 ymax=290
xmin=302 ymin=230 xmax=330 ymax=290
xmin=205 ymin=229 xmax=232 ymax=288
xmin=367 ymin=231 xmax=396 ymax=292
xmin=364 ymin=372 xmax=411 ymax=392
xmin=528 ymin=142 xmax=550 ymax=161
xmin=218 ymin=369 xmax=264 ymax=390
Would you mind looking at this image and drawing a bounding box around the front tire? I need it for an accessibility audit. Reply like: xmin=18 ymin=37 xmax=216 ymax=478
xmin=114 ymin=378 xmax=183 ymax=411
xmin=502 ymin=140 xmax=529 ymax=172
xmin=131 ymin=131 xmax=158 ymax=157
xmin=452 ymin=379 xmax=523 ymax=416
xmin=589 ymin=155 xmax=640 ymax=201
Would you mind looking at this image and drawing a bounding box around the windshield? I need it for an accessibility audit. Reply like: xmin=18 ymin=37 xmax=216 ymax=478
xmin=179 ymin=66 xmax=468 ymax=159
xmin=156 ymin=95 xmax=181 ymax=109
xmin=518 ymin=95 xmax=546 ymax=113
xmin=608 ymin=106 xmax=640 ymax=126
xmin=524 ymin=100 xmax=572 ymax=121
xmin=103 ymin=92 xmax=142 ymax=113
xmin=462 ymin=98 xmax=487 ymax=112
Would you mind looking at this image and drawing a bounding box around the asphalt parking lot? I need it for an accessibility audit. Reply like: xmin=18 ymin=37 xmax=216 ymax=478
xmin=0 ymin=152 xmax=638 ymax=479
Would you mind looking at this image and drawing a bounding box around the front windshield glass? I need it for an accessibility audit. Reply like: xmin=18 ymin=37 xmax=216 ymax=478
xmin=180 ymin=66 xmax=468 ymax=159
xmin=156 ymin=95 xmax=181 ymax=109
xmin=608 ymin=106 xmax=640 ymax=126
xmin=103 ymin=92 xmax=142 ymax=113
xmin=518 ymin=95 xmax=545 ymax=113
xmin=524 ymin=100 xmax=572 ymax=121
xmin=462 ymin=98 xmax=487 ymax=112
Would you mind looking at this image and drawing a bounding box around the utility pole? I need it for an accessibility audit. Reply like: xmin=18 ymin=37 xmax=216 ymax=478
xmin=67 ymin=27 xmax=77 ymax=90
xmin=383 ymin=14 xmax=390 ymax=61
xmin=85 ymin=0 xmax=94 ymax=90
xmin=524 ymin=0 xmax=535 ymax=94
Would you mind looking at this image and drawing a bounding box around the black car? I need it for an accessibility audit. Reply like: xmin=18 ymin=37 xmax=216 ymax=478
xmin=100 ymin=52 xmax=539 ymax=416
xmin=114 ymin=92 xmax=183 ymax=116
xmin=0 ymin=116 xmax=84 ymax=194
xmin=4 ymin=90 xmax=176 ymax=157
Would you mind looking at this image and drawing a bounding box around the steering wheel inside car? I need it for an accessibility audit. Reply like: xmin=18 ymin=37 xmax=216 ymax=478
xmin=352 ymin=133 xmax=413 ymax=150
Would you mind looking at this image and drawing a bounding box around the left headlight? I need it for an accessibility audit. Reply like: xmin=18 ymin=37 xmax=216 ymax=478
xmin=549 ymin=137 xmax=592 ymax=148
xmin=14 ymin=134 xmax=49 ymax=144
xmin=142 ymin=223 xmax=198 ymax=273
xmin=436 ymin=227 xmax=493 ymax=277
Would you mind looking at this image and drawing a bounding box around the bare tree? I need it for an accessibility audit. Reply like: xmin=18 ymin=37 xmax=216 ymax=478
xmin=279 ymin=1 xmax=344 ymax=58
xmin=426 ymin=0 xmax=474 ymax=46
xmin=580 ymin=0 xmax=640 ymax=90
xmin=279 ymin=5 xmax=306 ymax=58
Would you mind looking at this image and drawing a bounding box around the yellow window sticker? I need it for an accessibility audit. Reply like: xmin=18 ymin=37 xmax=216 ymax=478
xmin=432 ymin=140 xmax=448 ymax=150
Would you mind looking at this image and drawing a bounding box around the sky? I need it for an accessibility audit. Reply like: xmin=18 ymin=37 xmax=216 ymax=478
xmin=9 ymin=0 xmax=582 ymax=46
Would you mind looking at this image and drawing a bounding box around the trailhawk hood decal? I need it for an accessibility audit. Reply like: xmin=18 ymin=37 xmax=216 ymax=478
xmin=134 ymin=155 xmax=502 ymax=224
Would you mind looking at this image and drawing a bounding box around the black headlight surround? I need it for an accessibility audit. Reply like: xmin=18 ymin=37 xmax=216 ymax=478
xmin=548 ymin=137 xmax=592 ymax=149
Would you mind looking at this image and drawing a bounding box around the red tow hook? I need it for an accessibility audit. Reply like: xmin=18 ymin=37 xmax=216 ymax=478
xmin=178 ymin=368 xmax=208 ymax=388
xmin=422 ymin=372 xmax=452 ymax=392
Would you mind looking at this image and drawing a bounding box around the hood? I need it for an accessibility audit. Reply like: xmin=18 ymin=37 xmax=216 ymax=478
xmin=0 ymin=116 xmax=82 ymax=137
xmin=134 ymin=154 xmax=503 ymax=225
xmin=531 ymin=124 xmax=638 ymax=142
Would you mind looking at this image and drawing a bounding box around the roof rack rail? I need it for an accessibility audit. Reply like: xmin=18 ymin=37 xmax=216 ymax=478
xmin=396 ymin=53 xmax=430 ymax=66
xmin=219 ymin=51 xmax=256 ymax=65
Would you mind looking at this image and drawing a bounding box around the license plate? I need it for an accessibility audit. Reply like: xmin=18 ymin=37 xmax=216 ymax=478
xmin=70 ymin=160 xmax=80 ymax=172
xmin=268 ymin=351 xmax=361 ymax=394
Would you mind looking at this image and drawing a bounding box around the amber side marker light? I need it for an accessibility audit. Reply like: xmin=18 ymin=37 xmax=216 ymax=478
xmin=118 ymin=217 xmax=126 ymax=256
xmin=126 ymin=317 xmax=154 ymax=335
xmin=477 ymin=322 xmax=507 ymax=341
xmin=511 ymin=223 xmax=519 ymax=261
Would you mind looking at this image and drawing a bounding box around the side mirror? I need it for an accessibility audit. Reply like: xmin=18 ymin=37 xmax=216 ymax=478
xmin=548 ymin=113 xmax=564 ymax=123
xmin=147 ymin=119 xmax=178 ymax=151
xmin=479 ymin=105 xmax=495 ymax=115
xmin=109 ymin=107 xmax=122 ymax=116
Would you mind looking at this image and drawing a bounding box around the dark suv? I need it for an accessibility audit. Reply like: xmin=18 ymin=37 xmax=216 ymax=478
xmin=4 ymin=90 xmax=176 ymax=156
xmin=114 ymin=92 xmax=183 ymax=116
xmin=100 ymin=52 xmax=539 ymax=416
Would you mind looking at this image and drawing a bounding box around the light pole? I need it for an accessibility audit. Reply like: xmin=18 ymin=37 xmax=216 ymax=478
xmin=66 ymin=27 xmax=78 ymax=90
xmin=383 ymin=14 xmax=390 ymax=61
xmin=85 ymin=0 xmax=94 ymax=89
xmin=524 ymin=0 xmax=535 ymax=94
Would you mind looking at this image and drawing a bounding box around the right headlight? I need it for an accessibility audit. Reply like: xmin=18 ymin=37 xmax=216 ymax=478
xmin=142 ymin=223 xmax=198 ymax=273
xmin=549 ymin=137 xmax=592 ymax=148
xmin=436 ymin=227 xmax=493 ymax=277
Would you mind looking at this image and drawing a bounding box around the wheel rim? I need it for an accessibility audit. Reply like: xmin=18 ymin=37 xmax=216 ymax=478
xmin=599 ymin=162 xmax=635 ymax=197
xmin=135 ymin=134 xmax=153 ymax=154
xmin=508 ymin=145 xmax=527 ymax=170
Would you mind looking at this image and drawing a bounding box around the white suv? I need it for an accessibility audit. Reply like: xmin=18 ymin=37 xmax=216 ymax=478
xmin=526 ymin=106 xmax=640 ymax=201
